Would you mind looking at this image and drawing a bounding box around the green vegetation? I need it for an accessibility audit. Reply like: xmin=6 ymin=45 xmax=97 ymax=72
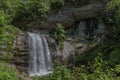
xmin=0 ymin=61 xmax=19 ymax=80
xmin=0 ymin=25 xmax=21 ymax=60
xmin=107 ymin=0 xmax=120 ymax=33
xmin=0 ymin=12 xmax=6 ymax=26
xmin=50 ymin=23 xmax=66 ymax=49
xmin=32 ymin=0 xmax=120 ymax=80
xmin=14 ymin=0 xmax=53 ymax=29
xmin=0 ymin=10 xmax=21 ymax=60
xmin=0 ymin=1 xmax=22 ymax=79
xmin=110 ymin=44 xmax=120 ymax=64
xmin=0 ymin=0 xmax=64 ymax=29
xmin=0 ymin=0 xmax=120 ymax=80
xmin=0 ymin=0 xmax=22 ymax=25
xmin=32 ymin=53 xmax=120 ymax=80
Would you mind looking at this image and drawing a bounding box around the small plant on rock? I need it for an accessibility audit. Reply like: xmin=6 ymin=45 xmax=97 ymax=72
xmin=50 ymin=23 xmax=66 ymax=49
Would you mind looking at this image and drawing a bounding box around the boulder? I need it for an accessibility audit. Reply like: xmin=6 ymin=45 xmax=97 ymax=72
xmin=28 ymin=3 xmax=105 ymax=30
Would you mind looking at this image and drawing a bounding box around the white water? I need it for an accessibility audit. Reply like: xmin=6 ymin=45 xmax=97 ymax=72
xmin=28 ymin=32 xmax=53 ymax=76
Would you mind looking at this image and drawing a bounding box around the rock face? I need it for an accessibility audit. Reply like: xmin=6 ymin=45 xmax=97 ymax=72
xmin=12 ymin=32 xmax=28 ymax=74
xmin=0 ymin=45 xmax=7 ymax=55
xmin=28 ymin=3 xmax=105 ymax=30
xmin=62 ymin=39 xmax=90 ymax=60
xmin=12 ymin=32 xmax=57 ymax=74
xmin=66 ymin=18 xmax=105 ymax=39
xmin=11 ymin=18 xmax=106 ymax=73
xmin=26 ymin=18 xmax=106 ymax=63
xmin=59 ymin=17 xmax=106 ymax=60
xmin=10 ymin=1 xmax=107 ymax=74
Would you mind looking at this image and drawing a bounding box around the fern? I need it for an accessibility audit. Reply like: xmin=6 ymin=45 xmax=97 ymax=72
xmin=50 ymin=23 xmax=66 ymax=49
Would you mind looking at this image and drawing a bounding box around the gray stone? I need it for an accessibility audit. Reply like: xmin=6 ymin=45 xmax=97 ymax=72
xmin=28 ymin=3 xmax=105 ymax=30
xmin=0 ymin=51 xmax=7 ymax=55
xmin=62 ymin=41 xmax=75 ymax=60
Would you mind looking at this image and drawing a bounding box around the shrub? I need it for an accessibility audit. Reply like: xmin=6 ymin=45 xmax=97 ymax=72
xmin=50 ymin=23 xmax=66 ymax=49
xmin=0 ymin=25 xmax=21 ymax=60
xmin=0 ymin=11 xmax=6 ymax=27
xmin=50 ymin=65 xmax=74 ymax=80
xmin=0 ymin=61 xmax=19 ymax=80
xmin=13 ymin=0 xmax=59 ymax=29
xmin=48 ymin=53 xmax=120 ymax=80
xmin=107 ymin=0 xmax=120 ymax=33
xmin=0 ymin=0 xmax=20 ymax=24
xmin=110 ymin=44 xmax=120 ymax=64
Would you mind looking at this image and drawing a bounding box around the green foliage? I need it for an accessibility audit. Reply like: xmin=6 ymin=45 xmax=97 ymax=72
xmin=0 ymin=61 xmax=19 ymax=80
xmin=75 ymin=52 xmax=89 ymax=65
xmin=13 ymin=0 xmax=64 ymax=29
xmin=71 ymin=53 xmax=113 ymax=80
xmin=110 ymin=44 xmax=120 ymax=64
xmin=50 ymin=65 xmax=73 ymax=80
xmin=15 ymin=0 xmax=51 ymax=21
xmin=107 ymin=0 xmax=120 ymax=10
xmin=0 ymin=0 xmax=20 ymax=24
xmin=0 ymin=0 xmax=64 ymax=29
xmin=33 ymin=53 xmax=120 ymax=80
xmin=49 ymin=53 xmax=120 ymax=80
xmin=114 ymin=8 xmax=120 ymax=32
xmin=50 ymin=23 xmax=66 ymax=49
xmin=51 ymin=0 xmax=64 ymax=13
xmin=32 ymin=65 xmax=72 ymax=80
xmin=0 ymin=0 xmax=66 ymax=30
xmin=0 ymin=25 xmax=21 ymax=60
xmin=0 ymin=11 xmax=6 ymax=27
xmin=107 ymin=0 xmax=120 ymax=33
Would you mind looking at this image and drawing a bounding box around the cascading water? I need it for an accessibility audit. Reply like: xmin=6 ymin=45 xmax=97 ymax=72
xmin=28 ymin=32 xmax=53 ymax=76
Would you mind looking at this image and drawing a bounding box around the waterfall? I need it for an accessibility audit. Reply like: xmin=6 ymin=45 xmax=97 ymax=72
xmin=28 ymin=32 xmax=53 ymax=76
